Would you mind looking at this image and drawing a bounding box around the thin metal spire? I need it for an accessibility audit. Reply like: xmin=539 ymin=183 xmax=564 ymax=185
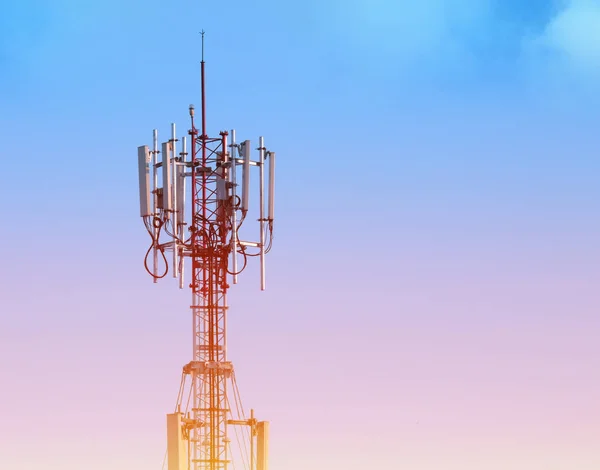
xmin=200 ymin=30 xmax=206 ymax=138
xmin=201 ymin=30 xmax=205 ymax=63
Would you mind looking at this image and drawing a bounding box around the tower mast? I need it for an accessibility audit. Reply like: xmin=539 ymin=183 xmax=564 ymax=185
xmin=137 ymin=33 xmax=276 ymax=470
xmin=189 ymin=31 xmax=230 ymax=468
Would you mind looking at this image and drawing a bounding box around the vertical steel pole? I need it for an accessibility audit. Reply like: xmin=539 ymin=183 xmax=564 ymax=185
xmin=172 ymin=123 xmax=179 ymax=278
xmin=230 ymin=129 xmax=238 ymax=284
xmin=222 ymin=132 xmax=229 ymax=363
xmin=189 ymin=107 xmax=199 ymax=470
xmin=258 ymin=137 xmax=266 ymax=291
xmin=153 ymin=129 xmax=159 ymax=283
xmin=179 ymin=136 xmax=187 ymax=289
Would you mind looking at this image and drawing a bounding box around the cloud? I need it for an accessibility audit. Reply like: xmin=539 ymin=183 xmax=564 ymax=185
xmin=527 ymin=0 xmax=600 ymax=77
xmin=316 ymin=0 xmax=493 ymax=73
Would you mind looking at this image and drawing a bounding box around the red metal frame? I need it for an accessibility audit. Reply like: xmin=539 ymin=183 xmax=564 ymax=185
xmin=187 ymin=59 xmax=232 ymax=470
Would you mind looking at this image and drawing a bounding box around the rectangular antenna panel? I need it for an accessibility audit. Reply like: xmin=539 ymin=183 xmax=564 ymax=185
xmin=137 ymin=146 xmax=151 ymax=217
xmin=257 ymin=421 xmax=269 ymax=470
xmin=176 ymin=135 xmax=186 ymax=225
xmin=268 ymin=152 xmax=275 ymax=220
xmin=176 ymin=164 xmax=185 ymax=223
xmin=162 ymin=142 xmax=172 ymax=213
xmin=242 ymin=140 xmax=251 ymax=212
xmin=166 ymin=413 xmax=188 ymax=470
xmin=217 ymin=173 xmax=227 ymax=201
xmin=217 ymin=151 xmax=227 ymax=201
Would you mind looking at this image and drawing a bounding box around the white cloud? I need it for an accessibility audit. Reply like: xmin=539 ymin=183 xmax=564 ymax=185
xmin=528 ymin=0 xmax=600 ymax=76
xmin=318 ymin=0 xmax=492 ymax=67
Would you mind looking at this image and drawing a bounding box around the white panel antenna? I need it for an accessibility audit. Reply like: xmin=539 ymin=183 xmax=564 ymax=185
xmin=257 ymin=421 xmax=269 ymax=470
xmin=162 ymin=141 xmax=172 ymax=213
xmin=177 ymin=136 xmax=187 ymax=228
xmin=167 ymin=413 xmax=188 ymax=470
xmin=216 ymin=151 xmax=227 ymax=201
xmin=267 ymin=151 xmax=275 ymax=221
xmin=242 ymin=140 xmax=251 ymax=212
xmin=137 ymin=146 xmax=151 ymax=217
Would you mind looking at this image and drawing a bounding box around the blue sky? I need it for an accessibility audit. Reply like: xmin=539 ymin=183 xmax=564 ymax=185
xmin=1 ymin=2 xmax=600 ymax=470
xmin=2 ymin=0 xmax=600 ymax=124
xmin=1 ymin=1 xmax=599 ymax=101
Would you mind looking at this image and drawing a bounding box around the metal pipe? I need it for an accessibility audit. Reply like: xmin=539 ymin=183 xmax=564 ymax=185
xmin=242 ymin=141 xmax=251 ymax=212
xmin=259 ymin=137 xmax=265 ymax=291
xmin=179 ymin=136 xmax=187 ymax=289
xmin=230 ymin=129 xmax=238 ymax=284
xmin=201 ymin=60 xmax=206 ymax=140
xmin=153 ymin=129 xmax=158 ymax=283
xmin=172 ymin=123 xmax=178 ymax=278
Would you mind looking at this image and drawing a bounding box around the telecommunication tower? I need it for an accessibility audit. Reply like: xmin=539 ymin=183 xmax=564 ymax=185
xmin=136 ymin=34 xmax=276 ymax=470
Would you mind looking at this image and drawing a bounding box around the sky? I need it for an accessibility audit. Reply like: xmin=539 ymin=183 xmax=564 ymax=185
xmin=1 ymin=0 xmax=599 ymax=469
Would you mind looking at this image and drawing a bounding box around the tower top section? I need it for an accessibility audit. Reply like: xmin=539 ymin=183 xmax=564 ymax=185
xmin=136 ymin=35 xmax=276 ymax=291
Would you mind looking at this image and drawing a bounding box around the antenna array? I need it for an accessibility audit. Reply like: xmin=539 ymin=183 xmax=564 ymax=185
xmin=137 ymin=125 xmax=275 ymax=289
xmin=137 ymin=49 xmax=276 ymax=470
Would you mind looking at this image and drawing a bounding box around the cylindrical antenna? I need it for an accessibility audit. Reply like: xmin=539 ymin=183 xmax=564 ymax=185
xmin=259 ymin=136 xmax=266 ymax=291
xmin=242 ymin=140 xmax=251 ymax=212
xmin=230 ymin=129 xmax=239 ymax=284
xmin=268 ymin=152 xmax=275 ymax=221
